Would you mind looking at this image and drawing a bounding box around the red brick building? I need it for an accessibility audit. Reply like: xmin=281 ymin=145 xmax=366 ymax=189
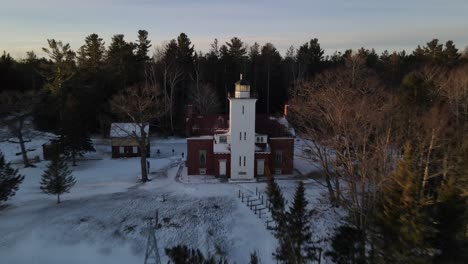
xmin=186 ymin=77 xmax=294 ymax=180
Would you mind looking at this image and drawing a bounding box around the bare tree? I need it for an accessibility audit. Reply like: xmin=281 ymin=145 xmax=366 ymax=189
xmin=0 ymin=91 xmax=38 ymax=167
xmin=189 ymin=83 xmax=220 ymax=115
xmin=153 ymin=44 xmax=183 ymax=134
xmin=111 ymin=72 xmax=164 ymax=182
xmin=290 ymin=56 xmax=397 ymax=257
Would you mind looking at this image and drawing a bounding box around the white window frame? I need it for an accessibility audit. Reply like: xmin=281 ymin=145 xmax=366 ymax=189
xmin=133 ymin=146 xmax=138 ymax=153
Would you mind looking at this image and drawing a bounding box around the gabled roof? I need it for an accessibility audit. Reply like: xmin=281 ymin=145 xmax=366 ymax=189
xmin=110 ymin=123 xmax=149 ymax=138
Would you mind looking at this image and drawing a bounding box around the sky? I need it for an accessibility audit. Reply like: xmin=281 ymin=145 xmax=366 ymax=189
xmin=1 ymin=0 xmax=467 ymax=58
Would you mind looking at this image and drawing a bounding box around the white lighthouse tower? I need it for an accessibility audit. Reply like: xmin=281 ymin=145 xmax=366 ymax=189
xmin=229 ymin=75 xmax=257 ymax=180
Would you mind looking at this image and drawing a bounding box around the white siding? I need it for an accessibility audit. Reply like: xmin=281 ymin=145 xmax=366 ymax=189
xmin=229 ymin=98 xmax=256 ymax=180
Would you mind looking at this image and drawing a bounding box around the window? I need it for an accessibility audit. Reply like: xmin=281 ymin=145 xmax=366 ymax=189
xmin=133 ymin=146 xmax=138 ymax=153
xmin=120 ymin=146 xmax=125 ymax=154
xmin=239 ymin=156 xmax=241 ymax=166
xmin=219 ymin=136 xmax=227 ymax=143
xmin=239 ymin=132 xmax=242 ymax=140
xmin=260 ymin=137 xmax=264 ymax=143
xmin=242 ymin=105 xmax=244 ymax=114
xmin=243 ymin=156 xmax=246 ymax=166
xmin=244 ymin=132 xmax=246 ymax=140
xmin=275 ymin=151 xmax=283 ymax=166
xmin=199 ymin=150 xmax=207 ymax=166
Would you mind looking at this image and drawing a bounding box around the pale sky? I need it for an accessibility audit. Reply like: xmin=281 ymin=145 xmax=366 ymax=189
xmin=1 ymin=0 xmax=467 ymax=58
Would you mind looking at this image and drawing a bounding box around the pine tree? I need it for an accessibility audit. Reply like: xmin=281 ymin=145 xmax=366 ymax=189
xmin=249 ymin=251 xmax=259 ymax=264
xmin=106 ymin=34 xmax=137 ymax=88
xmin=165 ymin=245 xmax=228 ymax=264
xmin=286 ymin=181 xmax=315 ymax=263
xmin=61 ymin=130 xmax=95 ymax=166
xmin=433 ymin=176 xmax=468 ymax=263
xmin=165 ymin=245 xmax=206 ymax=264
xmin=443 ymin=40 xmax=460 ymax=66
xmin=265 ymin=168 xmax=285 ymax=228
xmin=77 ymin=33 xmax=105 ymax=71
xmin=60 ymin=107 xmax=95 ymax=166
xmin=0 ymin=151 xmax=24 ymax=206
xmin=40 ymin=156 xmax=76 ymax=204
xmin=376 ymin=144 xmax=434 ymax=263
xmin=265 ymin=170 xmax=292 ymax=263
xmin=136 ymin=29 xmax=151 ymax=63
xmin=42 ymin=39 xmax=76 ymax=96
xmin=325 ymin=225 xmax=365 ymax=264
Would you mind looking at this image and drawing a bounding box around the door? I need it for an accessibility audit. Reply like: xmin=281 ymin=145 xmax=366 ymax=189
xmin=257 ymin=159 xmax=264 ymax=176
xmin=219 ymin=160 xmax=226 ymax=176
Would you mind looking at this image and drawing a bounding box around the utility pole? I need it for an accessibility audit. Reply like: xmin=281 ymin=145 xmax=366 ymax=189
xmin=144 ymin=210 xmax=161 ymax=264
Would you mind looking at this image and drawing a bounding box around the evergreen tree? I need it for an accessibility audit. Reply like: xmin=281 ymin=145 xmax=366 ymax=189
xmin=136 ymin=29 xmax=152 ymax=63
xmin=259 ymin=43 xmax=283 ymax=114
xmin=165 ymin=245 xmax=228 ymax=264
xmin=325 ymin=225 xmax=365 ymax=264
xmin=77 ymin=33 xmax=105 ymax=71
xmin=40 ymin=156 xmax=76 ymax=204
xmin=443 ymin=40 xmax=460 ymax=66
xmin=433 ymin=176 xmax=468 ymax=263
xmin=423 ymin=39 xmax=444 ymax=61
xmin=376 ymin=144 xmax=434 ymax=263
xmin=296 ymin=38 xmax=324 ymax=80
xmin=165 ymin=245 xmax=206 ymax=264
xmin=265 ymin=171 xmax=292 ymax=263
xmin=176 ymin=33 xmax=194 ymax=68
xmin=42 ymin=39 xmax=76 ymax=96
xmin=0 ymin=151 xmax=24 ymax=206
xmin=266 ymin=169 xmax=286 ymax=228
xmin=106 ymin=34 xmax=137 ymax=88
xmin=61 ymin=124 xmax=95 ymax=166
xmin=285 ymin=181 xmax=315 ymax=263
xmin=249 ymin=251 xmax=259 ymax=264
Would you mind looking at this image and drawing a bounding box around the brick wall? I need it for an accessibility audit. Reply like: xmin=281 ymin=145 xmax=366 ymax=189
xmin=187 ymin=138 xmax=214 ymax=175
xmin=269 ymin=138 xmax=294 ymax=174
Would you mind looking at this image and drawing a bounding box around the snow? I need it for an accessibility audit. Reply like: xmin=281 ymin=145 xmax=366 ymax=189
xmin=213 ymin=143 xmax=230 ymax=154
xmin=110 ymin=123 xmax=149 ymax=138
xmin=0 ymin=134 xmax=341 ymax=264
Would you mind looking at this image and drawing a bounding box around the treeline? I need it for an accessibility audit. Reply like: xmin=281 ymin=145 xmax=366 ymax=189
xmin=1 ymin=31 xmax=467 ymax=136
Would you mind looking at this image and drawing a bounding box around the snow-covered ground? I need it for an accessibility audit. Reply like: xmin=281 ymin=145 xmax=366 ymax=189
xmin=0 ymin=135 xmax=340 ymax=264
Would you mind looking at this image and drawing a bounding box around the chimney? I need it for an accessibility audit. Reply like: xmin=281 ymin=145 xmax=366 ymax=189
xmin=283 ymin=104 xmax=289 ymax=117
xmin=187 ymin=105 xmax=193 ymax=118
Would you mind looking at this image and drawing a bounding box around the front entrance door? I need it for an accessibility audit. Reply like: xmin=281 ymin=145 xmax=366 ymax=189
xmin=219 ymin=160 xmax=226 ymax=176
xmin=257 ymin=159 xmax=264 ymax=176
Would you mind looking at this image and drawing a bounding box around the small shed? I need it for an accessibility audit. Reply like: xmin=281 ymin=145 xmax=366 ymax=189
xmin=110 ymin=123 xmax=150 ymax=158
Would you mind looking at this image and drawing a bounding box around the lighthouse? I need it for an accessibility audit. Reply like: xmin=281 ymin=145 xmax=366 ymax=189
xmin=229 ymin=74 xmax=257 ymax=180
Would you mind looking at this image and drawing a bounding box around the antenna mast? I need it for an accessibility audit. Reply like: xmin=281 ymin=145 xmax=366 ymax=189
xmin=144 ymin=210 xmax=162 ymax=264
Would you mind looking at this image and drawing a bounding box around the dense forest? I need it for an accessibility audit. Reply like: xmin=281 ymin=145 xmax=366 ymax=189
xmin=1 ymin=31 xmax=467 ymax=136
xmin=1 ymin=31 xmax=467 ymax=263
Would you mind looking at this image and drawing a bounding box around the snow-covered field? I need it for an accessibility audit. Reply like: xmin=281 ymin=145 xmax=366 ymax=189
xmin=0 ymin=135 xmax=340 ymax=264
